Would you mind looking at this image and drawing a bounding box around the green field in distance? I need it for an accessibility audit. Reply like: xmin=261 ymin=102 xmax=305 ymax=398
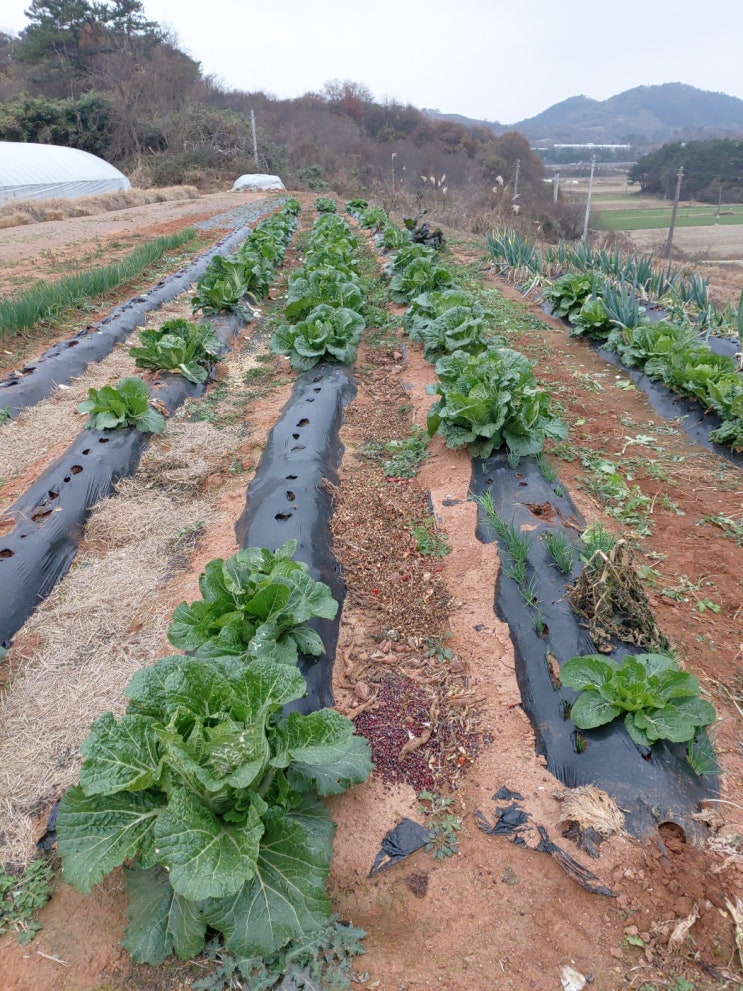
xmin=593 ymin=204 xmax=743 ymax=231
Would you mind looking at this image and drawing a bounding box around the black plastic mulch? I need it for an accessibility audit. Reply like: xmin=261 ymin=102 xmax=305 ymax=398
xmin=0 ymin=199 xmax=282 ymax=418
xmin=235 ymin=362 xmax=358 ymax=713
xmin=465 ymin=451 xmax=717 ymax=839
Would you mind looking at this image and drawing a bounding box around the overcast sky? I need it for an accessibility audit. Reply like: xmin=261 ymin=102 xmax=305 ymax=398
xmin=2 ymin=0 xmax=742 ymax=124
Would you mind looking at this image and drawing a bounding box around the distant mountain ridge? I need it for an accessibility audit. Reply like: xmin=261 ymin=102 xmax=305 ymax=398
xmin=424 ymin=83 xmax=743 ymax=151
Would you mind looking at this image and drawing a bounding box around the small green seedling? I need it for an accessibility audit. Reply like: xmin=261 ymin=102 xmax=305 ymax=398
xmin=0 ymin=857 xmax=54 ymax=944
xmin=417 ymin=792 xmax=461 ymax=860
xmin=424 ymin=634 xmax=454 ymax=663
xmin=580 ymin=522 xmax=617 ymax=561
xmin=411 ymin=517 xmax=451 ymax=557
xmin=77 ymin=376 xmax=166 ymax=434
xmin=543 ymin=530 xmax=576 ymax=575
xmin=383 ymin=427 xmax=429 ymax=478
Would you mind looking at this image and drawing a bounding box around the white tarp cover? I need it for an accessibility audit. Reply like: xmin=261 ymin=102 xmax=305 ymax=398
xmin=0 ymin=142 xmax=130 ymax=203
xmin=232 ymin=173 xmax=285 ymax=191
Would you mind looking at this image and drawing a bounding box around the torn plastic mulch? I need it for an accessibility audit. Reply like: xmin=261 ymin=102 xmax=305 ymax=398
xmin=235 ymin=362 xmax=358 ymax=713
xmin=466 ymin=451 xmax=717 ymax=840
xmin=0 ymin=199 xmax=281 ymax=418
xmin=474 ymin=787 xmax=616 ymax=897
xmin=0 ymin=313 xmax=244 ymax=649
xmin=368 ymin=818 xmax=431 ymax=876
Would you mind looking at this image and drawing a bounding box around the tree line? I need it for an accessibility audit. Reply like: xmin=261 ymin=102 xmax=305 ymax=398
xmin=629 ymin=139 xmax=743 ymax=203
xmin=0 ymin=0 xmax=582 ymax=235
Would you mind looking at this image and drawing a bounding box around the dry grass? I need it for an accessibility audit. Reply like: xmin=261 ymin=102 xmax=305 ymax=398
xmin=0 ymin=443 xmax=234 ymax=864
xmin=554 ymin=784 xmax=626 ymax=838
xmin=83 ymin=477 xmax=214 ymax=548
xmin=140 ymin=296 xmax=194 ymax=327
xmin=0 ymin=346 xmax=137 ymax=496
xmin=0 ymin=185 xmax=201 ymax=230
xmin=136 ymin=420 xmax=248 ymax=494
xmin=0 ymin=535 xmax=180 ymax=864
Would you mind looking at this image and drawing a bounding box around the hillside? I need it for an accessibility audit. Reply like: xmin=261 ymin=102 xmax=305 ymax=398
xmin=0 ymin=5 xmax=570 ymax=234
xmin=425 ymin=83 xmax=743 ymax=153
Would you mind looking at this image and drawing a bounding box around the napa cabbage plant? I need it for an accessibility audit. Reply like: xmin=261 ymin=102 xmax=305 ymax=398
xmin=77 ymin=376 xmax=166 ymax=433
xmin=602 ymin=321 xmax=743 ymax=451
xmin=56 ymin=652 xmax=372 ymax=965
xmin=167 ymin=540 xmax=338 ymax=664
xmin=386 ymin=242 xmax=436 ymax=271
xmin=706 ymin=373 xmax=743 ymax=419
xmin=542 ymin=272 xmax=597 ymax=323
xmin=270 ymin=305 xmax=365 ymax=370
xmin=284 ymin=267 xmax=364 ymax=323
xmin=417 ymin=305 xmax=499 ymax=361
xmin=389 ymin=256 xmax=455 ymax=303
xmin=647 ymin=345 xmax=739 ymax=408
xmin=242 ymin=230 xmax=286 ymax=266
xmin=191 ymin=255 xmax=256 ymax=322
xmin=191 ymin=207 xmax=296 ymax=320
xmin=378 ymin=225 xmax=411 ymax=249
xmin=356 ymin=206 xmax=388 ymax=231
xmin=404 ymin=289 xmax=489 ymax=342
xmin=129 ymin=318 xmax=223 ymax=384
xmin=560 ymin=652 xmax=716 ymax=750
xmin=706 ymin=373 xmax=743 ymax=449
xmin=426 ymin=347 xmax=567 ymax=461
xmin=605 ymin=320 xmax=699 ymax=369
xmin=303 ymin=244 xmax=359 ymax=278
xmin=570 ymin=297 xmax=614 ymax=339
xmin=709 ymin=415 xmax=743 ymax=450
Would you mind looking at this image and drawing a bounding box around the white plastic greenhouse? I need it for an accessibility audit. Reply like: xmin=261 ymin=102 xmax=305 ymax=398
xmin=232 ymin=173 xmax=285 ymax=192
xmin=0 ymin=142 xmax=130 ymax=203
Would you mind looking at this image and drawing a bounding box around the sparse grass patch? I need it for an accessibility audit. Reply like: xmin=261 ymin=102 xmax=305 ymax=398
xmin=579 ymin=454 xmax=653 ymax=536
xmin=167 ymin=519 xmax=206 ymax=557
xmin=580 ymin=522 xmax=618 ymax=559
xmin=411 ymin=516 xmax=451 ymax=557
xmin=184 ymin=383 xmax=229 ymax=423
xmin=696 ymin=513 xmax=743 ymax=547
xmin=0 ymin=857 xmax=54 ymax=944
xmin=383 ymin=426 xmax=430 ymax=478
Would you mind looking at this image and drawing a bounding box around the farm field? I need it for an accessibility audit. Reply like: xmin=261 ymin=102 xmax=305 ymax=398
xmin=0 ymin=190 xmax=741 ymax=991
xmin=562 ymin=175 xmax=743 ymax=289
xmin=594 ymin=204 xmax=743 ymax=232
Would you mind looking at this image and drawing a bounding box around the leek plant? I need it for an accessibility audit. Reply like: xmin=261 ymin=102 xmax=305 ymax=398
xmin=601 ymin=276 xmax=643 ymax=330
xmin=0 ymin=229 xmax=196 ymax=338
xmin=486 ymin=228 xmax=542 ymax=279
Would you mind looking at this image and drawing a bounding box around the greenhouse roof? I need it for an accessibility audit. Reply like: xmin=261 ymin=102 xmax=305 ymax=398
xmin=0 ymin=142 xmax=130 ymax=203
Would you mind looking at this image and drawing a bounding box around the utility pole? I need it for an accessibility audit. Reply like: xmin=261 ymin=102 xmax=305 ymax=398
xmin=663 ymin=165 xmax=684 ymax=260
xmin=581 ymin=155 xmax=596 ymax=242
xmin=553 ymin=171 xmax=560 ymax=204
xmin=250 ymin=109 xmax=259 ymax=167
xmin=513 ymin=159 xmax=520 ymax=202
